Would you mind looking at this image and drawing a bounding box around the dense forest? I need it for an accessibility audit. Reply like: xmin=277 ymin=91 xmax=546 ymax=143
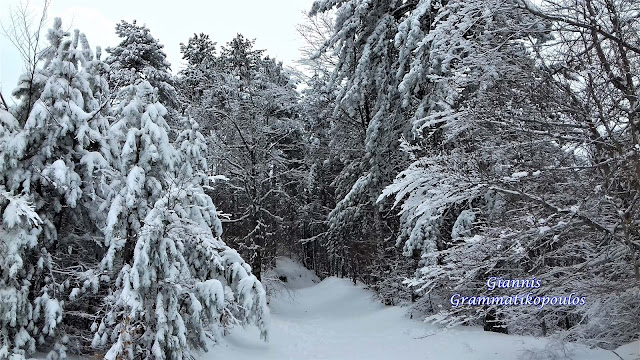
xmin=0 ymin=0 xmax=639 ymax=359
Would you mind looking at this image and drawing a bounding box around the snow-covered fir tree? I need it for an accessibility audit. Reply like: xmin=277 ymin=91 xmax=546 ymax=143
xmin=308 ymin=0 xmax=414 ymax=290
xmin=0 ymin=18 xmax=112 ymax=358
xmin=93 ymin=80 xmax=269 ymax=359
xmin=106 ymin=20 xmax=178 ymax=109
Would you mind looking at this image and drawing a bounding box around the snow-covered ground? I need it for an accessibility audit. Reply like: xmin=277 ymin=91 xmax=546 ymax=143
xmin=206 ymin=259 xmax=638 ymax=360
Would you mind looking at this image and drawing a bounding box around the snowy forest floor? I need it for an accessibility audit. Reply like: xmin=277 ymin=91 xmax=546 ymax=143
xmin=207 ymin=259 xmax=639 ymax=360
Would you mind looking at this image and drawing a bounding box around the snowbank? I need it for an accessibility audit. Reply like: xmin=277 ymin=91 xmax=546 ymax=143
xmin=263 ymin=257 xmax=320 ymax=290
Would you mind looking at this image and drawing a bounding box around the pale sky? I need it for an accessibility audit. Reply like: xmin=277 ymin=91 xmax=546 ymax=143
xmin=0 ymin=0 xmax=317 ymax=104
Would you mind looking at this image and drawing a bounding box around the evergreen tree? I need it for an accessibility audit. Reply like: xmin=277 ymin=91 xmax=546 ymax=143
xmin=309 ymin=0 xmax=411 ymax=286
xmin=93 ymin=81 xmax=269 ymax=358
xmin=106 ymin=20 xmax=178 ymax=109
xmin=100 ymin=80 xmax=175 ymax=271
xmin=177 ymin=33 xmax=219 ymax=108
xmin=0 ymin=108 xmax=42 ymax=359
xmin=179 ymin=33 xmax=217 ymax=67
xmin=0 ymin=18 xmax=111 ymax=358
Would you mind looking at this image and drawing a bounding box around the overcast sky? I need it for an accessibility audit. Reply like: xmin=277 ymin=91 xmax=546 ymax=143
xmin=0 ymin=0 xmax=317 ymax=104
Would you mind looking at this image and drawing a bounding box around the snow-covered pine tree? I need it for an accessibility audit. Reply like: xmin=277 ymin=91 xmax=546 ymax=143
xmin=177 ymin=33 xmax=219 ymax=108
xmin=174 ymin=116 xmax=270 ymax=343
xmin=180 ymin=33 xmax=217 ymax=67
xmin=0 ymin=18 xmax=112 ymax=358
xmin=0 ymin=107 xmax=42 ymax=359
xmin=93 ymin=82 xmax=269 ymax=359
xmin=106 ymin=20 xmax=178 ymax=109
xmin=99 ymin=80 xmax=175 ymax=272
xmin=0 ymin=188 xmax=42 ymax=359
xmin=310 ymin=0 xmax=411 ymax=287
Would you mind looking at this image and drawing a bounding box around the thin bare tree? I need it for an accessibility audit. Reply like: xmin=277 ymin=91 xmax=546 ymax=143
xmin=0 ymin=0 xmax=50 ymax=114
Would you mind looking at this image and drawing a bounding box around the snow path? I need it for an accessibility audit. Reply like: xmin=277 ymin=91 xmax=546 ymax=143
xmin=205 ymin=261 xmax=632 ymax=360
